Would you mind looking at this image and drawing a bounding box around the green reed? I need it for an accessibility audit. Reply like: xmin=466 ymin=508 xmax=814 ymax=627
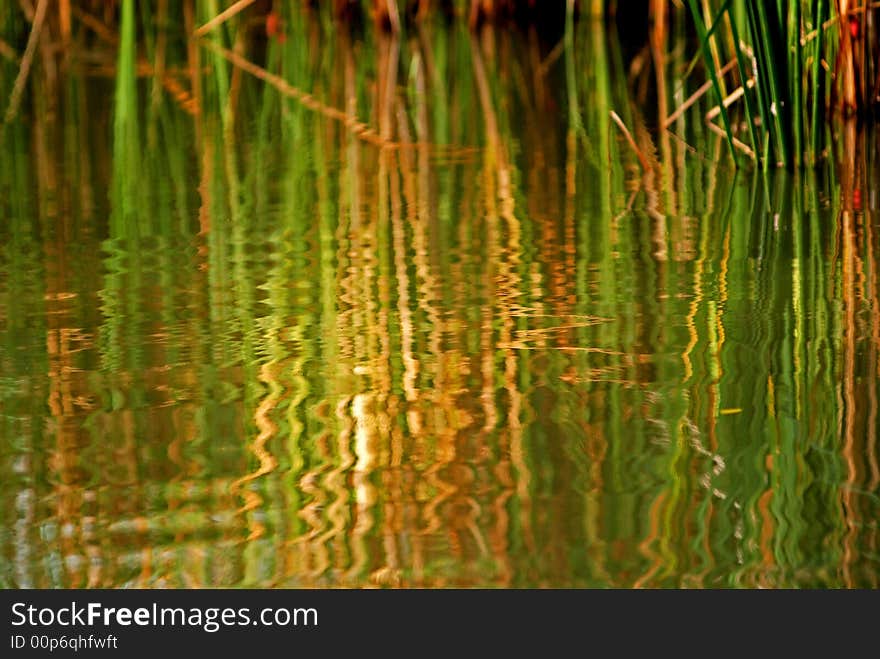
xmin=685 ymin=0 xmax=852 ymax=168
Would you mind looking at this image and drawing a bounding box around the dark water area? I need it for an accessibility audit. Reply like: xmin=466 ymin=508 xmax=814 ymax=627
xmin=1 ymin=19 xmax=879 ymax=588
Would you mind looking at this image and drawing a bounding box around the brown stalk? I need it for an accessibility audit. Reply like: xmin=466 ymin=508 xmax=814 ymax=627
xmin=59 ymin=0 xmax=71 ymax=48
xmin=705 ymin=120 xmax=755 ymax=159
xmin=374 ymin=0 xmax=401 ymax=33
xmin=836 ymin=0 xmax=858 ymax=113
xmin=71 ymin=5 xmax=118 ymax=45
xmin=663 ymin=58 xmax=737 ymax=128
xmin=0 ymin=38 xmax=18 ymax=62
xmin=609 ymin=110 xmax=652 ymax=171
xmin=3 ymin=0 xmax=48 ymax=126
xmin=199 ymin=38 xmax=476 ymax=155
xmin=193 ymin=0 xmax=256 ymax=37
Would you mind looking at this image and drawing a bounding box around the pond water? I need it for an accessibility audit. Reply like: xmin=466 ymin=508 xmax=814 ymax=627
xmin=1 ymin=20 xmax=878 ymax=588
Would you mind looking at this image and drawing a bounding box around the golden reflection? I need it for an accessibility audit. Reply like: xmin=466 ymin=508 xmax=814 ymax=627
xmin=229 ymin=361 xmax=280 ymax=541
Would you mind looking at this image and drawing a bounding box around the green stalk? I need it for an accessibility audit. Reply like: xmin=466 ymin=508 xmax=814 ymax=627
xmin=791 ymin=0 xmax=803 ymax=167
xmin=112 ymin=0 xmax=140 ymax=233
xmin=752 ymin=0 xmax=793 ymax=167
xmin=686 ymin=0 xmax=737 ymax=162
xmin=743 ymin=1 xmax=778 ymax=166
xmin=810 ymin=0 xmax=827 ymax=163
xmin=727 ymin=10 xmax=762 ymax=166
xmin=565 ymin=0 xmax=584 ymax=141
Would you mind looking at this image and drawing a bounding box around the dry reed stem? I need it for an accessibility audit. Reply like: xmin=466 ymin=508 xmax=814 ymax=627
xmin=3 ymin=0 xmax=48 ymax=126
xmin=0 ymin=37 xmax=18 ymax=62
xmin=609 ymin=110 xmax=651 ymax=171
xmin=194 ymin=0 xmax=256 ymax=37
xmin=663 ymin=58 xmax=737 ymax=128
xmin=539 ymin=38 xmax=565 ymax=76
xmin=73 ymin=58 xmax=198 ymax=115
xmin=705 ymin=81 xmax=752 ymax=122
xmin=802 ymin=15 xmax=840 ymax=44
xmin=199 ymin=38 xmax=477 ymax=155
xmin=706 ymin=120 xmax=755 ymax=159
xmin=836 ymin=0 xmax=858 ymax=112
xmin=16 ymin=0 xmax=34 ymax=22
xmin=199 ymin=38 xmax=384 ymax=144
xmin=378 ymin=0 xmax=402 ymax=33
xmin=59 ymin=0 xmax=71 ymax=46
xmin=71 ymin=6 xmax=118 ymax=44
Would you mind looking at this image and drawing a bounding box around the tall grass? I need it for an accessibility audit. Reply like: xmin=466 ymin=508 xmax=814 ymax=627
xmin=685 ymin=0 xmax=876 ymax=168
xmin=2 ymin=1 xmax=879 ymax=169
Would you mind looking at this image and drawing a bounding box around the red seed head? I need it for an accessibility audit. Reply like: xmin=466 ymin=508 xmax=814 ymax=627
xmin=267 ymin=12 xmax=281 ymax=38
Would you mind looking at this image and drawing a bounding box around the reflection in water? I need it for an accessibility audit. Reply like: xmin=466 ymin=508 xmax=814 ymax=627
xmin=1 ymin=18 xmax=879 ymax=588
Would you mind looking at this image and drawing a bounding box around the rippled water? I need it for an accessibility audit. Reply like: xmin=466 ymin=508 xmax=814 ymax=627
xmin=1 ymin=21 xmax=879 ymax=588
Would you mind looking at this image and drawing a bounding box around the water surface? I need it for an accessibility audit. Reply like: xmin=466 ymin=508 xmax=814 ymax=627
xmin=1 ymin=21 xmax=878 ymax=588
